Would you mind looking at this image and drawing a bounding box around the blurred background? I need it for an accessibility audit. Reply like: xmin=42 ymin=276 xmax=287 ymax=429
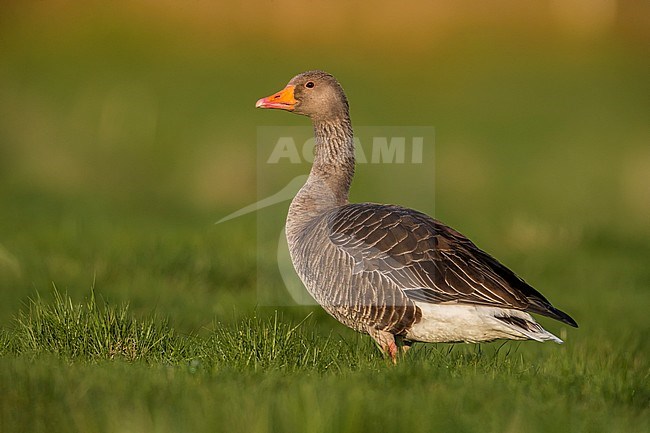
xmin=0 ymin=0 xmax=648 ymax=334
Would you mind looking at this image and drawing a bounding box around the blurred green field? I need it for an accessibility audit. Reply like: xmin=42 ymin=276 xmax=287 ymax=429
xmin=0 ymin=1 xmax=649 ymax=432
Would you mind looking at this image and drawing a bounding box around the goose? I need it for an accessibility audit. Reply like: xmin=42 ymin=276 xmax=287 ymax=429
xmin=255 ymin=70 xmax=577 ymax=362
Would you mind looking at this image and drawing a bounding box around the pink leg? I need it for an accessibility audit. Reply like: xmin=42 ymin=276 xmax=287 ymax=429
xmin=369 ymin=329 xmax=399 ymax=363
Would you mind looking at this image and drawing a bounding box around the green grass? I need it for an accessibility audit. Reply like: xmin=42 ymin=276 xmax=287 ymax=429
xmin=0 ymin=218 xmax=648 ymax=433
xmin=5 ymin=288 xmax=362 ymax=371
xmin=1 ymin=290 xmax=648 ymax=433
xmin=12 ymin=288 xmax=182 ymax=362
xmin=1 ymin=3 xmax=649 ymax=432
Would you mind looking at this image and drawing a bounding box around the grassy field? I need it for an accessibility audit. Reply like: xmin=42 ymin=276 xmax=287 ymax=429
xmin=1 ymin=2 xmax=649 ymax=432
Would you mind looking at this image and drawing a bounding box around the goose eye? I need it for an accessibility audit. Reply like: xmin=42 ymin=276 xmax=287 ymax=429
xmin=305 ymin=81 xmax=315 ymax=88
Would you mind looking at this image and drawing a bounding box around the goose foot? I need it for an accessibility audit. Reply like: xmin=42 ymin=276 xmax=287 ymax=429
xmin=396 ymin=336 xmax=414 ymax=355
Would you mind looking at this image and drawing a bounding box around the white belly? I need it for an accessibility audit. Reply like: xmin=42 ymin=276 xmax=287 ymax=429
xmin=406 ymin=302 xmax=562 ymax=344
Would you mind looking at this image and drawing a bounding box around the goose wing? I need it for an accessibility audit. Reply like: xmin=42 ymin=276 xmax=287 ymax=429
xmin=327 ymin=203 xmax=577 ymax=327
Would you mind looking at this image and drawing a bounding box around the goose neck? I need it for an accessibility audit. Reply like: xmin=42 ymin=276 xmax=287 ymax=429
xmin=309 ymin=117 xmax=355 ymax=199
xmin=287 ymin=117 xmax=355 ymax=223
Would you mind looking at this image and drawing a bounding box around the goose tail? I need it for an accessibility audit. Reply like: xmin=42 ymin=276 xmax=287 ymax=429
xmin=494 ymin=312 xmax=564 ymax=344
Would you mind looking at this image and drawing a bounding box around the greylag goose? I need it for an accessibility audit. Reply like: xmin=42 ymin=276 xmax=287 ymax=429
xmin=256 ymin=70 xmax=578 ymax=362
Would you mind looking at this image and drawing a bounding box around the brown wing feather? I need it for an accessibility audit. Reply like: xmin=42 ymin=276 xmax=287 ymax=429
xmin=327 ymin=203 xmax=578 ymax=327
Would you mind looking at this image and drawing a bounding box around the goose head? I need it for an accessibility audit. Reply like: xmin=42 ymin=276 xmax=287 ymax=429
xmin=256 ymin=70 xmax=349 ymax=122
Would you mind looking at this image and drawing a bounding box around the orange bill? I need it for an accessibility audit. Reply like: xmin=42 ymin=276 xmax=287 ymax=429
xmin=255 ymin=85 xmax=297 ymax=111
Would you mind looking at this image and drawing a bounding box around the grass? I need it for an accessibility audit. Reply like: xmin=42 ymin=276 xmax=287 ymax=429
xmin=1 ymin=3 xmax=649 ymax=432
xmin=5 ymin=287 xmax=357 ymax=370
xmin=0 ymin=201 xmax=647 ymax=430
xmin=12 ymin=288 xmax=182 ymax=362
xmin=2 ymin=289 xmax=648 ymax=433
